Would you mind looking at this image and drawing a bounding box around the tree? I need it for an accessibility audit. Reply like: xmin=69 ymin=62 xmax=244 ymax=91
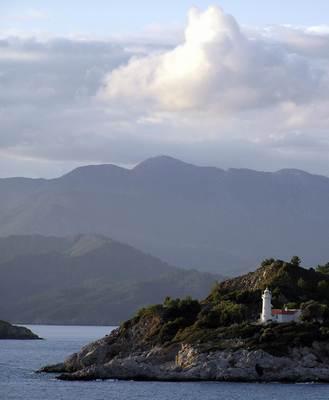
xmin=261 ymin=258 xmax=275 ymax=267
xmin=163 ymin=296 xmax=201 ymax=325
xmin=297 ymin=277 xmax=308 ymax=290
xmin=318 ymin=280 xmax=329 ymax=296
xmin=316 ymin=262 xmax=329 ymax=275
xmin=300 ymin=300 xmax=328 ymax=322
xmin=291 ymin=256 xmax=301 ymax=267
xmin=197 ymin=301 xmax=247 ymax=328
xmin=285 ymin=302 xmax=298 ymax=309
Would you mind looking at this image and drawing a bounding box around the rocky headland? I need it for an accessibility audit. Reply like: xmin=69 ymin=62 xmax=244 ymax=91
xmin=40 ymin=260 xmax=329 ymax=382
xmin=0 ymin=320 xmax=40 ymax=339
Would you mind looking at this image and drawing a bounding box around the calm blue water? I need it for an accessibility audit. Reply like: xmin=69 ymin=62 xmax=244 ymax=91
xmin=1 ymin=325 xmax=329 ymax=400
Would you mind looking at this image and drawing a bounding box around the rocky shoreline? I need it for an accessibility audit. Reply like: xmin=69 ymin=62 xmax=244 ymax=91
xmin=0 ymin=320 xmax=41 ymax=340
xmin=39 ymin=261 xmax=329 ymax=382
xmin=40 ymin=327 xmax=329 ymax=383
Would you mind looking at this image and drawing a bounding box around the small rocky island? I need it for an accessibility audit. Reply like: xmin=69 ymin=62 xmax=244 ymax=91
xmin=0 ymin=320 xmax=40 ymax=339
xmin=41 ymin=259 xmax=329 ymax=382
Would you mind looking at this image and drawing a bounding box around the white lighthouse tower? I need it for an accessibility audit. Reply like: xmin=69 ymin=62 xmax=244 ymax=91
xmin=260 ymin=287 xmax=272 ymax=323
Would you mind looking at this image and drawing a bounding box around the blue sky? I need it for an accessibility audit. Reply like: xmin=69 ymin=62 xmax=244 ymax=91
xmin=2 ymin=1 xmax=329 ymax=36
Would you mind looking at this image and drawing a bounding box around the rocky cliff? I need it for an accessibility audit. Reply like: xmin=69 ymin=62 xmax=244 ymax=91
xmin=40 ymin=316 xmax=329 ymax=382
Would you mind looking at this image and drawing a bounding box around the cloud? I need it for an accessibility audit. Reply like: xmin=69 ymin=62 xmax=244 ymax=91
xmin=1 ymin=6 xmax=329 ymax=177
xmin=100 ymin=6 xmax=326 ymax=114
xmin=258 ymin=24 xmax=329 ymax=59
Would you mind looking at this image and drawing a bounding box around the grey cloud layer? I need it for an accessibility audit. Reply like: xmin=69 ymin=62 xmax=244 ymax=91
xmin=1 ymin=5 xmax=329 ymax=177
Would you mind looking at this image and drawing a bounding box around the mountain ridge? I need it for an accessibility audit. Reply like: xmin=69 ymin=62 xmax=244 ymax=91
xmin=0 ymin=234 xmax=220 ymax=325
xmin=1 ymin=156 xmax=329 ymax=275
xmin=4 ymin=156 xmax=328 ymax=181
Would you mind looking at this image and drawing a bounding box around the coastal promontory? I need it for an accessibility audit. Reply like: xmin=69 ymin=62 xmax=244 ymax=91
xmin=41 ymin=259 xmax=329 ymax=382
xmin=0 ymin=320 xmax=40 ymax=340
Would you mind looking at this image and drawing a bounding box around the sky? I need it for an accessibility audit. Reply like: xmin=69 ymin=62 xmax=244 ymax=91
xmin=1 ymin=1 xmax=329 ymax=177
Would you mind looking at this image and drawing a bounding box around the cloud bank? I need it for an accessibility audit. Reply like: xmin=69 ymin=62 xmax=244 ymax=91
xmin=100 ymin=6 xmax=325 ymax=113
xmin=1 ymin=6 xmax=329 ymax=177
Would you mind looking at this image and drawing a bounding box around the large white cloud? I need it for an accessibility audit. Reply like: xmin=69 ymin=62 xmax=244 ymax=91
xmin=1 ymin=6 xmax=329 ymax=177
xmin=100 ymin=6 xmax=326 ymax=113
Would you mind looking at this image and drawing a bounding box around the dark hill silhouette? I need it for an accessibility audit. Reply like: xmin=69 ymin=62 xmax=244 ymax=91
xmin=0 ymin=235 xmax=219 ymax=325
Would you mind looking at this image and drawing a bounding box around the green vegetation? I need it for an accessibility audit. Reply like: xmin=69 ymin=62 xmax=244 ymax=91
xmin=290 ymin=256 xmax=301 ymax=267
xmin=261 ymin=258 xmax=275 ymax=267
xmin=300 ymin=300 xmax=329 ymax=323
xmin=123 ymin=257 xmax=329 ymax=356
xmin=316 ymin=262 xmax=329 ymax=275
xmin=208 ymin=257 xmax=329 ymax=323
xmin=197 ymin=301 xmax=247 ymax=328
xmin=209 ymin=257 xmax=329 ymax=322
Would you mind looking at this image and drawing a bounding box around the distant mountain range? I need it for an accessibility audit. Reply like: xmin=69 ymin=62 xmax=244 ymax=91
xmin=0 ymin=235 xmax=219 ymax=325
xmin=1 ymin=156 xmax=329 ymax=274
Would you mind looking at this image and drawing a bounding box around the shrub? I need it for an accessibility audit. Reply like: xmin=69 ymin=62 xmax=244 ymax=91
xmin=261 ymin=258 xmax=275 ymax=267
xmin=158 ymin=318 xmax=186 ymax=342
xmin=291 ymin=256 xmax=301 ymax=267
xmin=318 ymin=280 xmax=329 ymax=297
xmin=163 ymin=296 xmax=201 ymax=325
xmin=273 ymin=259 xmax=284 ymax=268
xmin=136 ymin=304 xmax=162 ymax=319
xmin=300 ymin=300 xmax=328 ymax=322
xmin=297 ymin=277 xmax=308 ymax=290
xmin=316 ymin=263 xmax=329 ymax=275
xmin=198 ymin=301 xmax=247 ymax=328
xmin=235 ymin=290 xmax=260 ymax=305
xmin=284 ymin=302 xmax=299 ymax=309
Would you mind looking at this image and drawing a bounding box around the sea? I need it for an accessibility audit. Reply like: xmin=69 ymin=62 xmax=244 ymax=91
xmin=0 ymin=325 xmax=329 ymax=400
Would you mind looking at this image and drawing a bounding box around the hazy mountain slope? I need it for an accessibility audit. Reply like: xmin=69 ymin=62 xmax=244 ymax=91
xmin=0 ymin=156 xmax=329 ymax=274
xmin=0 ymin=235 xmax=219 ymax=325
xmin=0 ymin=235 xmax=69 ymax=263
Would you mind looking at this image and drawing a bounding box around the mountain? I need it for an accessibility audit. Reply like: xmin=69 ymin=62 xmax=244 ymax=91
xmin=1 ymin=156 xmax=329 ymax=275
xmin=0 ymin=235 xmax=219 ymax=325
xmin=40 ymin=259 xmax=329 ymax=382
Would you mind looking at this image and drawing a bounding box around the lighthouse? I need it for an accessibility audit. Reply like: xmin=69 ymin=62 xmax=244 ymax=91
xmin=260 ymin=287 xmax=272 ymax=323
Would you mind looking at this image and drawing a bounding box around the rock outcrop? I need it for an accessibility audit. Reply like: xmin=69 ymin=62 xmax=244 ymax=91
xmin=40 ymin=261 xmax=329 ymax=382
xmin=40 ymin=330 xmax=329 ymax=382
xmin=40 ymin=314 xmax=329 ymax=382
xmin=0 ymin=320 xmax=40 ymax=339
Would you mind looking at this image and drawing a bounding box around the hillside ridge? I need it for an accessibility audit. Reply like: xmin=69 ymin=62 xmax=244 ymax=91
xmin=40 ymin=258 xmax=329 ymax=382
xmin=0 ymin=234 xmax=220 ymax=325
xmin=1 ymin=156 xmax=329 ymax=275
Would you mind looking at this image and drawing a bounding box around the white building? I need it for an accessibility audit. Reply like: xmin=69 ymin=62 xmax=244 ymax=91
xmin=271 ymin=308 xmax=301 ymax=323
xmin=260 ymin=287 xmax=272 ymax=323
xmin=260 ymin=288 xmax=301 ymax=323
